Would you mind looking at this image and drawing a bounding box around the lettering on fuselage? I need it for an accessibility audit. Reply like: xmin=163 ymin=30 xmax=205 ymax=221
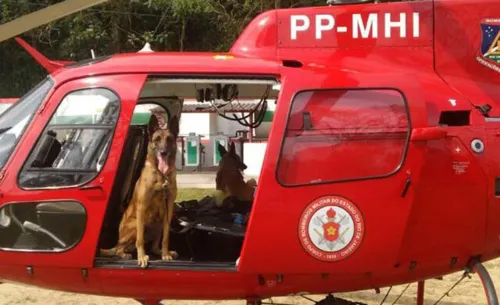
xmin=290 ymin=12 xmax=420 ymax=40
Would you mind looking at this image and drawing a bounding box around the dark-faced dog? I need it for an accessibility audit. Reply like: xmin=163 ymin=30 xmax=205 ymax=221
xmin=100 ymin=114 xmax=179 ymax=268
xmin=214 ymin=142 xmax=256 ymax=205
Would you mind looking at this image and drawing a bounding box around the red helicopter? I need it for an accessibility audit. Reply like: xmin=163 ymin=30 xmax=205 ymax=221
xmin=0 ymin=0 xmax=499 ymax=305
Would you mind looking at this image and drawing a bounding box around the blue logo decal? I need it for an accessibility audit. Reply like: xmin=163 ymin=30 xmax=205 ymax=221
xmin=477 ymin=19 xmax=500 ymax=73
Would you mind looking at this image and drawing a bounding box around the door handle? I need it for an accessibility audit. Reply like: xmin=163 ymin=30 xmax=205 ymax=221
xmin=80 ymin=185 xmax=102 ymax=191
xmin=411 ymin=126 xmax=448 ymax=141
xmin=79 ymin=184 xmax=105 ymax=199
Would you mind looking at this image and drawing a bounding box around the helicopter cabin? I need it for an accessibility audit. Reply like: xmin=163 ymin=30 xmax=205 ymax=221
xmin=0 ymin=48 xmax=415 ymax=272
xmin=0 ymin=53 xmax=284 ymax=269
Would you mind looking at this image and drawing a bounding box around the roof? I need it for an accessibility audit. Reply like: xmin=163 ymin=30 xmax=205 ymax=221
xmin=51 ymin=52 xmax=281 ymax=82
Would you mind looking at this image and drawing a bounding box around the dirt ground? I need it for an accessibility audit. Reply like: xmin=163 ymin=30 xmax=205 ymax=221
xmin=0 ymin=259 xmax=496 ymax=305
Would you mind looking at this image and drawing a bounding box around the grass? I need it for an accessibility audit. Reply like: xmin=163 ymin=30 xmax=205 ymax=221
xmin=176 ymin=188 xmax=216 ymax=202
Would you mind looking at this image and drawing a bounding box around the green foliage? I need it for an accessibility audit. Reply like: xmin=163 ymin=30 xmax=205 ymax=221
xmin=0 ymin=0 xmax=376 ymax=96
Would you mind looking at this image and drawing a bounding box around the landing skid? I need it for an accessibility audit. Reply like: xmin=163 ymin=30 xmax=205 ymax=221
xmin=307 ymin=295 xmax=366 ymax=305
xmin=472 ymin=261 xmax=499 ymax=305
xmin=135 ymin=299 xmax=163 ymax=305
xmin=257 ymin=294 xmax=367 ymax=305
xmin=132 ymin=261 xmax=498 ymax=305
xmin=426 ymin=260 xmax=498 ymax=305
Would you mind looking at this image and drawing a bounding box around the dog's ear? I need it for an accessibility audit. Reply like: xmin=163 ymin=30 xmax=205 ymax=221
xmin=229 ymin=142 xmax=236 ymax=155
xmin=168 ymin=115 xmax=180 ymax=138
xmin=148 ymin=114 xmax=160 ymax=139
xmin=218 ymin=143 xmax=227 ymax=157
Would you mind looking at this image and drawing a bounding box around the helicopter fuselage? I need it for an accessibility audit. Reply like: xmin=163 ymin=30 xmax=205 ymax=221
xmin=0 ymin=0 xmax=498 ymax=301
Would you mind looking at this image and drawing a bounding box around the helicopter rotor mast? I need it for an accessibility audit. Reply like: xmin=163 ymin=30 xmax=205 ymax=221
xmin=0 ymin=0 xmax=109 ymax=43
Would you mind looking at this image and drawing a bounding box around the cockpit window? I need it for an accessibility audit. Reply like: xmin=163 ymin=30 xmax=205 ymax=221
xmin=0 ymin=103 xmax=12 ymax=115
xmin=18 ymin=88 xmax=120 ymax=189
xmin=0 ymin=77 xmax=53 ymax=172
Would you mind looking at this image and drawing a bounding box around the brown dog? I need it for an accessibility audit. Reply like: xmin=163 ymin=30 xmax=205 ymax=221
xmin=214 ymin=142 xmax=256 ymax=205
xmin=100 ymin=114 xmax=179 ymax=268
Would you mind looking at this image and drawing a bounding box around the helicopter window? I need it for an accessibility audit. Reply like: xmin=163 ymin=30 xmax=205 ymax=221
xmin=0 ymin=77 xmax=53 ymax=173
xmin=18 ymin=88 xmax=120 ymax=189
xmin=277 ymin=88 xmax=410 ymax=186
xmin=0 ymin=201 xmax=86 ymax=252
xmin=0 ymin=103 xmax=12 ymax=115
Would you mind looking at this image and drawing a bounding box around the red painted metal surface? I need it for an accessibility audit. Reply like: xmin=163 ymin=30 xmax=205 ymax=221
xmin=0 ymin=99 xmax=17 ymax=104
xmin=0 ymin=0 xmax=498 ymax=302
xmin=15 ymin=37 xmax=75 ymax=73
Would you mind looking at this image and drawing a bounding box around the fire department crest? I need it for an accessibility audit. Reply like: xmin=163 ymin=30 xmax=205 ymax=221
xmin=298 ymin=195 xmax=364 ymax=262
xmin=477 ymin=19 xmax=500 ymax=73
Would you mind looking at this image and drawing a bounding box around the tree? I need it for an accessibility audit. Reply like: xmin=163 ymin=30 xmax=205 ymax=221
xmin=0 ymin=0 xmax=390 ymax=96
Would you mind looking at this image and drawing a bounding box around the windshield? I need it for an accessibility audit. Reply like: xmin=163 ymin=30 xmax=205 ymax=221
xmin=0 ymin=103 xmax=12 ymax=115
xmin=0 ymin=77 xmax=54 ymax=171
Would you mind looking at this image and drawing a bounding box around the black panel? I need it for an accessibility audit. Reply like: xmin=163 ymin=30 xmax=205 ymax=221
xmin=439 ymin=111 xmax=470 ymax=126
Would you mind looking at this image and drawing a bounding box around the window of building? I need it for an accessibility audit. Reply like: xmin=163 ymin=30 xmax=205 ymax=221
xmin=276 ymin=88 xmax=410 ymax=186
xmin=18 ymin=88 xmax=120 ymax=189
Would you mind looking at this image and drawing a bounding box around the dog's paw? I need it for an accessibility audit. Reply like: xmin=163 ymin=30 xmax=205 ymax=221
xmin=116 ymin=250 xmax=132 ymax=260
xmin=162 ymin=251 xmax=178 ymax=261
xmin=137 ymin=254 xmax=149 ymax=268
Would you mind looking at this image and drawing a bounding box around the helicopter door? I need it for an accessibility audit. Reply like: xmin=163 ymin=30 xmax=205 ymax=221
xmin=238 ymin=69 xmax=432 ymax=274
xmin=0 ymin=74 xmax=147 ymax=269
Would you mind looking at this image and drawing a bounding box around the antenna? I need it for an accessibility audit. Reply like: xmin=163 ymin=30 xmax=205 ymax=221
xmin=90 ymin=49 xmax=96 ymax=59
xmin=326 ymin=0 xmax=377 ymax=4
xmin=138 ymin=42 xmax=154 ymax=53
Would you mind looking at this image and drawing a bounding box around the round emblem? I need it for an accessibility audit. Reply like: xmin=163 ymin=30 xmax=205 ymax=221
xmin=471 ymin=139 xmax=484 ymax=154
xmin=298 ymin=195 xmax=364 ymax=262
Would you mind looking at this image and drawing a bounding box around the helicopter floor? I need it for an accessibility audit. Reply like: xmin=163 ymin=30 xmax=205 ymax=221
xmin=94 ymin=257 xmax=238 ymax=271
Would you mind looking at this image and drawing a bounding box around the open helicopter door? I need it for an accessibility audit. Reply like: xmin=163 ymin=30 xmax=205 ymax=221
xmin=237 ymin=67 xmax=434 ymax=277
xmin=0 ymin=73 xmax=147 ymax=281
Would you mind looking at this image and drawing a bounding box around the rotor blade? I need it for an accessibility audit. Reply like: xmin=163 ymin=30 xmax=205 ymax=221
xmin=0 ymin=0 xmax=109 ymax=43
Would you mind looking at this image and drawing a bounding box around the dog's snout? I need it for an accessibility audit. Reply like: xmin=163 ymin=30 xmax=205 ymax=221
xmin=158 ymin=135 xmax=175 ymax=155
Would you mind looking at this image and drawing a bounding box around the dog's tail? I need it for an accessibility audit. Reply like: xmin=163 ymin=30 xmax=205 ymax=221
xmin=99 ymin=247 xmax=117 ymax=257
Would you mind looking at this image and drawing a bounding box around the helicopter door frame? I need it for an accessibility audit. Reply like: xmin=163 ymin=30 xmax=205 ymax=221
xmin=0 ymin=73 xmax=148 ymax=268
xmin=237 ymin=68 xmax=432 ymax=274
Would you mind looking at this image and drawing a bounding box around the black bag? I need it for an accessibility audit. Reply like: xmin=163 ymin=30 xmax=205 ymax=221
xmin=171 ymin=196 xmax=252 ymax=262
